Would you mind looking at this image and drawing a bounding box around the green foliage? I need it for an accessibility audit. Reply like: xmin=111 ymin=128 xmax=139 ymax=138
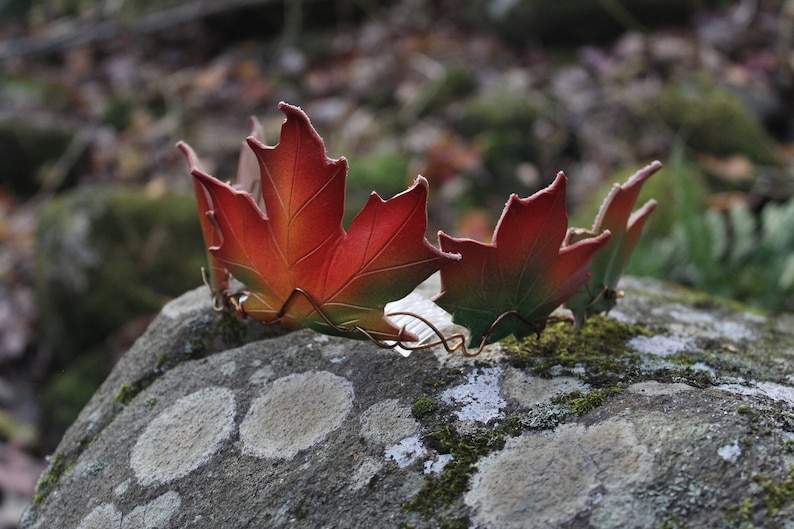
xmin=37 ymin=348 xmax=111 ymax=448
xmin=453 ymin=93 xmax=539 ymax=193
xmin=629 ymin=148 xmax=794 ymax=311
xmin=35 ymin=189 xmax=206 ymax=360
xmin=344 ymin=151 xmax=410 ymax=222
xmin=654 ymin=77 xmax=779 ymax=165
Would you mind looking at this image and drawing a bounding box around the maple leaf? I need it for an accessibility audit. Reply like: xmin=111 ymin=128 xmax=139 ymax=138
xmin=178 ymin=103 xmax=458 ymax=342
xmin=434 ymin=173 xmax=611 ymax=347
xmin=564 ymin=161 xmax=661 ymax=328
xmin=188 ymin=117 xmax=265 ymax=305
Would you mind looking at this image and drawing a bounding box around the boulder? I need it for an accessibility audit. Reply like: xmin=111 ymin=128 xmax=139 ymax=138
xmin=19 ymin=276 xmax=794 ymax=528
xmin=33 ymin=188 xmax=209 ymax=450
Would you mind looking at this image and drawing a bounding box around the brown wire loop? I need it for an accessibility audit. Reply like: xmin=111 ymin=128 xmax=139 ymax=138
xmin=207 ymin=282 xmax=573 ymax=357
xmin=201 ymin=267 xmax=231 ymax=312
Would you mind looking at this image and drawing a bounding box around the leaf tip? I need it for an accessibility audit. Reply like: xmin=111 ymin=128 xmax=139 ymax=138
xmin=413 ymin=174 xmax=430 ymax=190
xmin=627 ymin=159 xmax=664 ymax=187
xmin=246 ymin=135 xmax=267 ymax=150
xmin=277 ymin=101 xmax=309 ymax=122
xmin=176 ymin=140 xmax=199 ymax=170
xmin=247 ymin=116 xmax=264 ymax=141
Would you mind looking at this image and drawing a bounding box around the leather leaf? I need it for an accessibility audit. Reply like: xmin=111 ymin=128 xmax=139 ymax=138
xmin=565 ymin=161 xmax=661 ymax=327
xmin=178 ymin=103 xmax=458 ymax=341
xmin=434 ymin=173 xmax=611 ymax=347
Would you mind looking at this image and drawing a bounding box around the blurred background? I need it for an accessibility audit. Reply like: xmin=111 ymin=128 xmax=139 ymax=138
xmin=0 ymin=0 xmax=793 ymax=526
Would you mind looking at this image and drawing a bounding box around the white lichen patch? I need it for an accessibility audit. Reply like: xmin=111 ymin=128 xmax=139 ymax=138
xmin=691 ymin=362 xmax=717 ymax=377
xmin=665 ymin=304 xmax=757 ymax=341
xmin=627 ymin=381 xmax=695 ymax=396
xmin=716 ymin=381 xmax=794 ymax=406
xmin=465 ymin=418 xmax=652 ymax=529
xmin=359 ymin=399 xmax=418 ymax=445
xmin=220 ymin=360 xmax=236 ymax=376
xmin=627 ymin=334 xmax=696 ymax=357
xmin=240 ymin=371 xmax=354 ymax=459
xmin=76 ymin=491 xmax=181 ymax=529
xmin=423 ymin=453 xmax=454 ymax=475
xmin=121 ymin=491 xmax=181 ymax=529
xmin=248 ymin=366 xmax=274 ymax=385
xmin=503 ymin=368 xmax=589 ymax=406
xmin=348 ymin=456 xmax=383 ymax=491
xmin=77 ymin=503 xmax=122 ymax=529
xmin=113 ymin=479 xmax=130 ymax=496
xmin=130 ymin=386 xmax=236 ymax=486
xmin=441 ymin=367 xmax=506 ymax=423
xmin=385 ymin=435 xmax=428 ymax=468
xmin=718 ymin=440 xmax=742 ymax=463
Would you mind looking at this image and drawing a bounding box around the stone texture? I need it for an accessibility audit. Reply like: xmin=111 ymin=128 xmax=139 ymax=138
xmin=20 ymin=276 xmax=794 ymax=528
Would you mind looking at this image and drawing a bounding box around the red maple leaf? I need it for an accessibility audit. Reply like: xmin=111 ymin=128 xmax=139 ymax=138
xmin=433 ymin=173 xmax=611 ymax=347
xmin=178 ymin=103 xmax=458 ymax=341
xmin=565 ymin=161 xmax=661 ymax=327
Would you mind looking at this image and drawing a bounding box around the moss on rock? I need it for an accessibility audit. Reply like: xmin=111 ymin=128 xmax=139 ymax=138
xmin=35 ymin=188 xmax=206 ymax=361
xmin=652 ymin=77 xmax=780 ymax=165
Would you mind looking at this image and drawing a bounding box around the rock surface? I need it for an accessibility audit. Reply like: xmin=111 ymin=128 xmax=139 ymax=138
xmin=20 ymin=276 xmax=794 ymax=528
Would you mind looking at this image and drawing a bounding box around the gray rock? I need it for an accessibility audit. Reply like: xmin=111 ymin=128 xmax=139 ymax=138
xmin=20 ymin=277 xmax=794 ymax=528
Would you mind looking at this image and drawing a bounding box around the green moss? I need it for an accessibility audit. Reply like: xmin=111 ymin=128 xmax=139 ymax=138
xmin=756 ymin=467 xmax=794 ymax=515
xmin=552 ymin=386 xmax=625 ymax=416
xmin=504 ymin=315 xmax=651 ymax=385
xmin=723 ymin=467 xmax=794 ymax=526
xmin=114 ymin=381 xmax=143 ymax=406
xmin=217 ymin=310 xmax=247 ymax=347
xmin=423 ymin=370 xmax=463 ymax=389
xmin=403 ymin=422 xmax=510 ymax=515
xmin=658 ymin=514 xmax=691 ymax=529
xmin=654 ymin=76 xmax=779 ymax=165
xmin=290 ymin=503 xmax=310 ymax=520
xmin=440 ymin=517 xmax=470 ymax=529
xmin=32 ymin=452 xmax=73 ymax=506
xmin=411 ymin=397 xmax=436 ymax=419
xmin=725 ymin=497 xmax=754 ymax=524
